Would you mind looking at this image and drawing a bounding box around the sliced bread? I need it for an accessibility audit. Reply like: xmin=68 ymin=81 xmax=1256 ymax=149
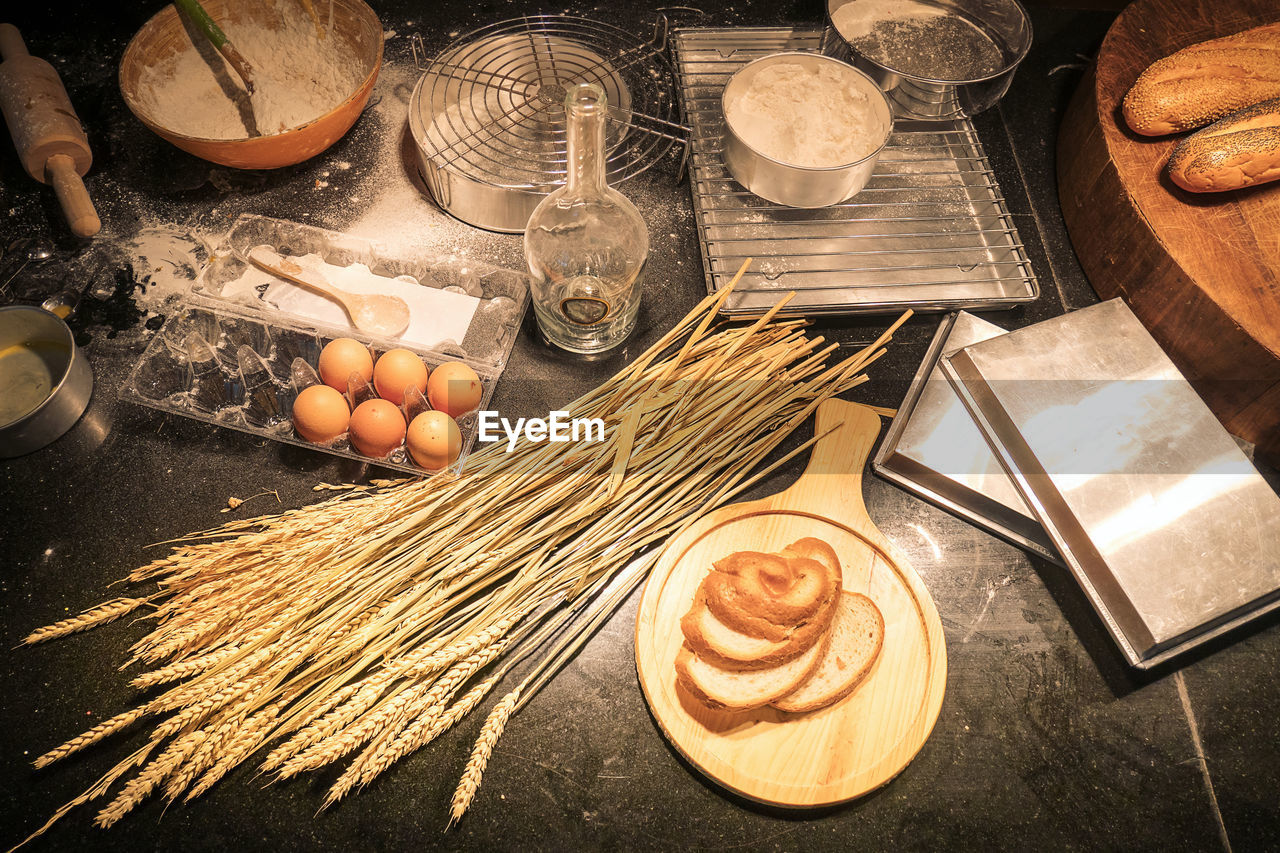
xmin=675 ymin=630 xmax=830 ymax=712
xmin=681 ymin=583 xmax=836 ymax=670
xmin=703 ymin=541 xmax=843 ymax=640
xmin=772 ymin=592 xmax=884 ymax=713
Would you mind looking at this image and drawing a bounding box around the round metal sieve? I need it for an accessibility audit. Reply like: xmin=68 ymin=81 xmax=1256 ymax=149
xmin=408 ymin=15 xmax=685 ymax=233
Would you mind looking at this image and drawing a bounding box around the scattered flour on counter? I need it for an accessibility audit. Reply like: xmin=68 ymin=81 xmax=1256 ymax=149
xmin=121 ymin=227 xmax=212 ymax=308
xmin=725 ymin=63 xmax=882 ymax=167
xmin=136 ymin=5 xmax=364 ymax=139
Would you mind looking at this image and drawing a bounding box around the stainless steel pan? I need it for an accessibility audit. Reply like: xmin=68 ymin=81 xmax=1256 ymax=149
xmin=825 ymin=0 xmax=1032 ymax=120
xmin=720 ymin=52 xmax=893 ymax=208
xmin=0 ymin=305 xmax=93 ymax=457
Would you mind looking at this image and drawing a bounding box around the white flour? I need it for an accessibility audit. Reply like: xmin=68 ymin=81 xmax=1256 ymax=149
xmin=725 ymin=63 xmax=882 ymax=168
xmin=137 ymin=3 xmax=364 ymax=139
xmin=123 ymin=227 xmax=211 ymax=308
xmin=219 ymin=253 xmax=480 ymax=347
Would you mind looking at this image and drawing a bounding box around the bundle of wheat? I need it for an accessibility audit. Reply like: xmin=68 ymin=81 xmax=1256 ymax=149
xmin=18 ymin=266 xmax=908 ymax=842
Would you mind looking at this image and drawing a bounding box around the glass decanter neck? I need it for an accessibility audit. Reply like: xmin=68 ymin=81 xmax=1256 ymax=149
xmin=564 ymin=83 xmax=608 ymax=196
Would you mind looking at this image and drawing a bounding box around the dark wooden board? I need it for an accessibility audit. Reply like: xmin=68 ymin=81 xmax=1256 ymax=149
xmin=1057 ymin=0 xmax=1280 ymax=464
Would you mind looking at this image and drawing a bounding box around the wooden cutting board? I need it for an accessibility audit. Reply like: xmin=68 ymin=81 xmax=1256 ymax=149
xmin=1057 ymin=0 xmax=1280 ymax=465
xmin=634 ymin=400 xmax=947 ymax=807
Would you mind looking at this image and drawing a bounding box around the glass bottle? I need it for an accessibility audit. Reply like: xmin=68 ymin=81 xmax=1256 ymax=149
xmin=524 ymin=82 xmax=649 ymax=354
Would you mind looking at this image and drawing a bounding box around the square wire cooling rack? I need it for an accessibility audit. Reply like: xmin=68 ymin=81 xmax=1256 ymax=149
xmin=672 ymin=27 xmax=1039 ymax=317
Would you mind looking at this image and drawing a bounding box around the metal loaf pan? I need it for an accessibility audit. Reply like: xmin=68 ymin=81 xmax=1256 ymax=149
xmin=940 ymin=299 xmax=1280 ymax=669
xmin=873 ymin=311 xmax=1059 ymax=563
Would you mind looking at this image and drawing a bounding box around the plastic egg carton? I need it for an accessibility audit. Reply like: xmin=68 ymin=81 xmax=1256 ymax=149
xmin=121 ymin=216 xmax=530 ymax=474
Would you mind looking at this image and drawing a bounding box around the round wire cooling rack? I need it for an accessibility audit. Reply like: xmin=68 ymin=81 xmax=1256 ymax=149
xmin=408 ymin=13 xmax=691 ymax=232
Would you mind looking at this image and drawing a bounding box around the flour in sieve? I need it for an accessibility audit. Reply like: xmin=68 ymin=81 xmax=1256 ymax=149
xmin=725 ymin=63 xmax=882 ymax=168
xmin=831 ymin=0 xmax=947 ymax=40
xmin=831 ymin=0 xmax=1005 ymax=80
xmin=137 ymin=5 xmax=364 ymax=139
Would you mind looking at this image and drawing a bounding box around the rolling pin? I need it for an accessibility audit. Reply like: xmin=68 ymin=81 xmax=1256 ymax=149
xmin=0 ymin=23 xmax=100 ymax=238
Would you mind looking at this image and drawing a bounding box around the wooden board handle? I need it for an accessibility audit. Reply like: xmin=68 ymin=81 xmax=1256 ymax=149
xmin=47 ymin=153 xmax=99 ymax=237
xmin=766 ymin=399 xmax=883 ymax=528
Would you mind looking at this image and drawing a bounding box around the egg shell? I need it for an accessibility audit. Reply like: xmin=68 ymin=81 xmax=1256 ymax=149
xmin=426 ymin=362 xmax=483 ymax=418
xmin=349 ymin=398 xmax=407 ymax=458
xmin=373 ymin=349 xmax=430 ymax=407
xmin=318 ymin=338 xmax=374 ymax=392
xmin=291 ymin=384 xmax=351 ymax=444
xmin=407 ymin=410 xmax=461 ymax=471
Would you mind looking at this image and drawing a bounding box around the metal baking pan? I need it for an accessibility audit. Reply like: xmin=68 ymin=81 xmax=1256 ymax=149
xmin=823 ymin=0 xmax=1033 ymax=121
xmin=671 ymin=27 xmax=1039 ymax=317
xmin=941 ymin=299 xmax=1280 ymax=669
xmin=873 ymin=311 xmax=1059 ymax=563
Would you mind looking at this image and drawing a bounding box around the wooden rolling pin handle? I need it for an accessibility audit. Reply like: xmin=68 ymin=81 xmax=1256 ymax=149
xmin=0 ymin=23 xmax=29 ymax=60
xmin=46 ymin=153 xmax=100 ymax=237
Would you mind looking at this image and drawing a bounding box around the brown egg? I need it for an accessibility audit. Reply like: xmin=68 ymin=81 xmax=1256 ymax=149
xmin=426 ymin=361 xmax=483 ymax=418
xmin=291 ymin=384 xmax=350 ymax=444
xmin=373 ymin=348 xmax=430 ymax=406
xmin=318 ymin=338 xmax=373 ymax=392
xmin=407 ymin=410 xmax=461 ymax=471
xmin=348 ymin=399 xmax=406 ymax=458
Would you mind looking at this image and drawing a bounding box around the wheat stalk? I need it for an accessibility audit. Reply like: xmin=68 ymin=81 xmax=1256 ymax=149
xmin=34 ymin=706 xmax=151 ymax=769
xmin=448 ymin=687 xmax=521 ymax=828
xmin=446 ymin=557 xmax=652 ymax=827
xmin=17 ymin=267 xmax=910 ymax=842
xmin=359 ymin=674 xmax=500 ymax=790
xmin=23 ymin=597 xmax=149 ymax=645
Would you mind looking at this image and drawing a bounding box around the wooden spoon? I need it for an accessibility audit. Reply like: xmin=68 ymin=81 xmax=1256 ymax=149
xmin=247 ymin=246 xmax=411 ymax=338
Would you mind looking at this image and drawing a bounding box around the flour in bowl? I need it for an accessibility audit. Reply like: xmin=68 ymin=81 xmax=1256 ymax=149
xmin=137 ymin=5 xmax=364 ymax=139
xmin=724 ymin=63 xmax=883 ymax=168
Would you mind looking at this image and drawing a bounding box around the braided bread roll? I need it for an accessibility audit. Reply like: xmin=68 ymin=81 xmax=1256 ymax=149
xmin=1122 ymin=23 xmax=1280 ymax=137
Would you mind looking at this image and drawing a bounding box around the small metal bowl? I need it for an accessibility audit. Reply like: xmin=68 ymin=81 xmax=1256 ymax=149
xmin=826 ymin=0 xmax=1032 ymax=120
xmin=0 ymin=306 xmax=93 ymax=458
xmin=720 ymin=52 xmax=893 ymax=208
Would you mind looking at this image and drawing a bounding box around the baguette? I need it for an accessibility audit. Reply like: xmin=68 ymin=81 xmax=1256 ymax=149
xmin=1122 ymin=23 xmax=1280 ymax=136
xmin=1167 ymin=96 xmax=1280 ymax=192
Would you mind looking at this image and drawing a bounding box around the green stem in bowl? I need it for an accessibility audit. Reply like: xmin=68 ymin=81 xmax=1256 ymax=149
xmin=173 ymin=0 xmax=256 ymax=93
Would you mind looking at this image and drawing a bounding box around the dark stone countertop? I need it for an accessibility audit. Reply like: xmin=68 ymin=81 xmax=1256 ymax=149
xmin=2 ymin=2 xmax=1277 ymax=851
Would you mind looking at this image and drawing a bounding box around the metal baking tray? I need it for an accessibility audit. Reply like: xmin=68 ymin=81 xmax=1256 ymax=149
xmin=874 ymin=312 xmax=1060 ymax=564
xmin=941 ymin=299 xmax=1280 ymax=668
xmin=671 ymin=27 xmax=1039 ymax=317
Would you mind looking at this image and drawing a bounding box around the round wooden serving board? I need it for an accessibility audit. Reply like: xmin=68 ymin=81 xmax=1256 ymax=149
xmin=634 ymin=401 xmax=947 ymax=808
xmin=1057 ymin=0 xmax=1280 ymax=465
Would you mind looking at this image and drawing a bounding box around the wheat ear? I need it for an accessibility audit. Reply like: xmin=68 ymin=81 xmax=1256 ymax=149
xmin=34 ymin=705 xmax=151 ymax=768
xmin=187 ymin=703 xmax=282 ymax=800
xmin=24 ymin=598 xmax=148 ymax=645
xmin=448 ymin=686 xmax=521 ymax=827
